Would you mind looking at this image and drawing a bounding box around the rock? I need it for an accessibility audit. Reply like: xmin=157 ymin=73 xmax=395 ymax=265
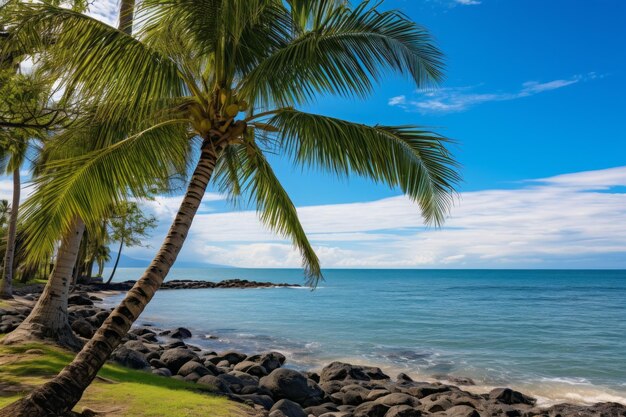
xmin=159 ymin=348 xmax=198 ymax=374
xmin=236 ymin=394 xmax=275 ymax=410
xmin=306 ymin=372 xmax=321 ymax=383
xmin=152 ymin=368 xmax=172 ymax=377
xmin=110 ymin=346 xmax=149 ymax=370
xmin=234 ymin=360 xmax=268 ymax=377
xmin=353 ymin=401 xmax=390 ymax=417
xmin=183 ymin=372 xmax=202 ymax=382
xmin=374 ymin=393 xmax=419 ymax=407
xmin=178 ymin=360 xmax=213 ymax=377
xmin=306 ymin=404 xmax=339 ymax=416
xmin=367 ymin=390 xmax=391 ymax=402
xmin=444 ymin=405 xmax=479 ymax=417
xmin=217 ymin=350 xmax=247 ymax=365
xmin=419 ymin=395 xmax=452 ymax=414
xmin=384 ymin=405 xmax=422 ymax=417
xmin=197 ymin=375 xmax=231 ymax=394
xmin=68 ymin=293 xmax=94 ymax=306
xmin=397 ymin=374 xmax=413 ymax=384
xmin=319 ymin=413 xmax=351 ymax=417
xmin=248 ymin=351 xmax=286 ymax=373
xmin=432 ymin=375 xmax=475 ymax=386
xmin=488 ymin=388 xmax=535 ymax=406
xmin=271 ymin=399 xmax=308 ymax=417
xmin=260 ymin=368 xmax=325 ymax=407
xmin=150 ymin=359 xmax=167 ymax=368
xmin=320 ymin=362 xmax=370 ymax=382
xmin=71 ymin=318 xmax=94 ymax=338
xmin=403 ymin=384 xmax=451 ymax=399
xmin=319 ymin=380 xmax=344 ymax=395
xmin=163 ymin=340 xmax=186 ymax=349
xmin=124 ymin=340 xmax=150 ymax=354
xmin=170 ymin=327 xmax=192 ymax=339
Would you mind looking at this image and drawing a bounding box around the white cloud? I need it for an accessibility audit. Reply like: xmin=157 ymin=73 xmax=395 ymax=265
xmin=87 ymin=0 xmax=119 ymax=26
xmin=455 ymin=0 xmax=481 ymax=5
xmin=129 ymin=166 xmax=626 ymax=270
xmin=390 ymin=74 xmax=598 ymax=114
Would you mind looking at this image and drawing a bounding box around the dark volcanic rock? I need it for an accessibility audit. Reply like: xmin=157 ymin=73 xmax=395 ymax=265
xmin=320 ymin=362 xmax=390 ymax=383
xmin=197 ymin=375 xmax=231 ymax=394
xmin=247 ymin=351 xmax=286 ymax=373
xmin=70 ymin=318 xmax=94 ymax=338
xmin=68 ymin=293 xmax=94 ymax=306
xmin=260 ymin=368 xmax=325 ymax=407
xmin=110 ymin=346 xmax=149 ymax=370
xmin=178 ymin=360 xmax=213 ymax=377
xmin=159 ymin=348 xmax=198 ymax=374
xmin=353 ymin=401 xmax=390 ymax=417
xmin=489 ymin=388 xmax=536 ymax=405
xmin=170 ymin=327 xmax=192 ymax=339
xmin=385 ymin=405 xmax=422 ymax=417
xmin=271 ymin=399 xmax=308 ymax=417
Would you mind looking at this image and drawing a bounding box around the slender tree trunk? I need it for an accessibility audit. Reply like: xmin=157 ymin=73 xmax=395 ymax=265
xmin=118 ymin=0 xmax=135 ymax=34
xmin=105 ymin=240 xmax=124 ymax=285
xmin=0 ymin=169 xmax=19 ymax=299
xmin=2 ymin=218 xmax=85 ymax=350
xmin=0 ymin=141 xmax=223 ymax=416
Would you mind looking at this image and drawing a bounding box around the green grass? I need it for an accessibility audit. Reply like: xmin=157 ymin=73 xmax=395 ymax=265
xmin=0 ymin=342 xmax=247 ymax=416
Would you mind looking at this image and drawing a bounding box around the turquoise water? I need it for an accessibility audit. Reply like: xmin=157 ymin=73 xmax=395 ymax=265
xmin=102 ymin=268 xmax=626 ymax=405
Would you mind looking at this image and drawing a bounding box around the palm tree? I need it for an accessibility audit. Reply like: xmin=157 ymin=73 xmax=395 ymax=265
xmin=1 ymin=0 xmax=459 ymax=415
xmin=106 ymin=201 xmax=157 ymax=285
xmin=0 ymin=134 xmax=25 ymax=299
xmin=0 ymin=0 xmax=141 ymax=347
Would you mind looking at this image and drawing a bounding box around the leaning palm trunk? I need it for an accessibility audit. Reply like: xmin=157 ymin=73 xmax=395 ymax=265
xmin=105 ymin=239 xmax=124 ymax=285
xmin=2 ymin=217 xmax=85 ymax=349
xmin=0 ymin=168 xmax=20 ymax=299
xmin=0 ymin=140 xmax=221 ymax=416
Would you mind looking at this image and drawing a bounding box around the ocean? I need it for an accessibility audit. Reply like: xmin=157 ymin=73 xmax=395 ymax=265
xmin=101 ymin=268 xmax=626 ymax=406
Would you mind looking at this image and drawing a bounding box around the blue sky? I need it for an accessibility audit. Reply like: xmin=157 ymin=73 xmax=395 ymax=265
xmin=3 ymin=0 xmax=626 ymax=269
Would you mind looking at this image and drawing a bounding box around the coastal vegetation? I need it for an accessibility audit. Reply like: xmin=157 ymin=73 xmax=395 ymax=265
xmin=0 ymin=341 xmax=242 ymax=416
xmin=0 ymin=0 xmax=460 ymax=415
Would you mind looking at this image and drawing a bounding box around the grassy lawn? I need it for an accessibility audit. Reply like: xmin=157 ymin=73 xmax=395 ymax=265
xmin=12 ymin=278 xmax=48 ymax=289
xmin=0 ymin=342 xmax=250 ymax=416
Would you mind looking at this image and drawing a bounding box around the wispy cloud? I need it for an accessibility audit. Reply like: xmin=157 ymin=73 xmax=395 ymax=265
xmin=455 ymin=0 xmax=481 ymax=5
xmin=389 ymin=73 xmax=603 ymax=114
xmin=126 ymin=166 xmax=626 ymax=270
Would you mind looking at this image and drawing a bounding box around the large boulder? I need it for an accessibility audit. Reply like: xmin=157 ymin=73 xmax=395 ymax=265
xmin=68 ymin=293 xmax=94 ymax=306
xmin=110 ymin=346 xmax=149 ymax=369
xmin=260 ymin=368 xmax=325 ymax=407
xmin=247 ymin=351 xmax=286 ymax=373
xmin=270 ymin=399 xmax=308 ymax=417
xmin=197 ymin=375 xmax=231 ymax=394
xmin=353 ymin=401 xmax=390 ymax=417
xmin=234 ymin=360 xmax=268 ymax=377
xmin=170 ymin=327 xmax=192 ymax=339
xmin=488 ymin=388 xmax=535 ymax=406
xmin=71 ymin=318 xmax=94 ymax=338
xmin=159 ymin=348 xmax=198 ymax=374
xmin=320 ymin=362 xmax=389 ymax=383
xmin=177 ymin=360 xmax=213 ymax=377
xmin=385 ymin=405 xmax=422 ymax=417
xmin=374 ymin=393 xmax=419 ymax=407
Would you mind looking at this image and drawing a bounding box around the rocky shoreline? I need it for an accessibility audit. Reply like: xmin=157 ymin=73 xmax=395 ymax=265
xmin=1 ymin=286 xmax=625 ymax=417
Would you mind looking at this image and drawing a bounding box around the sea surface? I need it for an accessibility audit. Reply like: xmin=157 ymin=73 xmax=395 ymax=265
xmin=101 ymin=268 xmax=626 ymax=406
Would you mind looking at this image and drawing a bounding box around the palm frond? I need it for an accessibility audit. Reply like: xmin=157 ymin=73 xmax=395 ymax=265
xmin=6 ymin=2 xmax=185 ymax=123
xmin=20 ymin=119 xmax=193 ymax=262
xmin=267 ymin=109 xmax=459 ymax=225
xmin=214 ymin=140 xmax=322 ymax=285
xmin=240 ymin=0 xmax=444 ymax=106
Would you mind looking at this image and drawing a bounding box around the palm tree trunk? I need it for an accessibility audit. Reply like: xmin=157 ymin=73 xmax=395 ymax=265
xmin=0 ymin=168 xmax=19 ymax=299
xmin=118 ymin=0 xmax=135 ymax=34
xmin=105 ymin=240 xmax=124 ymax=285
xmin=0 ymin=141 xmax=223 ymax=416
xmin=2 ymin=217 xmax=85 ymax=350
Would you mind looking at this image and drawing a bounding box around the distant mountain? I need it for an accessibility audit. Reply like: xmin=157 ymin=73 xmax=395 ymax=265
xmin=105 ymin=253 xmax=232 ymax=269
